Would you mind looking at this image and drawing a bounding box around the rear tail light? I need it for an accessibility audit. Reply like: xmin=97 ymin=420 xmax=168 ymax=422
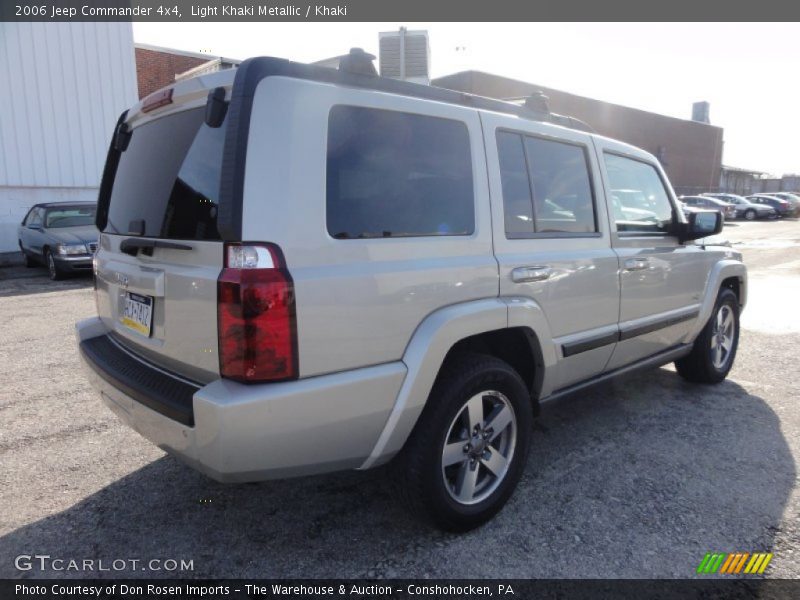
xmin=217 ymin=243 xmax=298 ymax=382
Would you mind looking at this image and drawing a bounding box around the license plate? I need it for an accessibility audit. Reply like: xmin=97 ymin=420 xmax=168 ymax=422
xmin=121 ymin=292 xmax=153 ymax=337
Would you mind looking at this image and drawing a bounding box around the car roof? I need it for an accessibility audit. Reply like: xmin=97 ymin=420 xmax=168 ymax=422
xmin=33 ymin=202 xmax=97 ymax=208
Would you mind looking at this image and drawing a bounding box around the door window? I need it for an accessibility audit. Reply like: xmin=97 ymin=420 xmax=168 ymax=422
xmin=604 ymin=153 xmax=675 ymax=234
xmin=496 ymin=131 xmax=597 ymax=237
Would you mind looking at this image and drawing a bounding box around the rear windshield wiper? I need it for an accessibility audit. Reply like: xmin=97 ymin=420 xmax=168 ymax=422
xmin=119 ymin=238 xmax=193 ymax=256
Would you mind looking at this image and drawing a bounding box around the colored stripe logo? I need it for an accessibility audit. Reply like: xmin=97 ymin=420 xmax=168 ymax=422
xmin=697 ymin=552 xmax=773 ymax=575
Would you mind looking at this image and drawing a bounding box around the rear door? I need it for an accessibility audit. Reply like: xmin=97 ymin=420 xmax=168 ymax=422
xmin=94 ymin=104 xmax=228 ymax=384
xmin=482 ymin=111 xmax=620 ymax=390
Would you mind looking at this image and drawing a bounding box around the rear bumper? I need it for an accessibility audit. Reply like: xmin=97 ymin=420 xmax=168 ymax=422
xmin=76 ymin=317 xmax=406 ymax=482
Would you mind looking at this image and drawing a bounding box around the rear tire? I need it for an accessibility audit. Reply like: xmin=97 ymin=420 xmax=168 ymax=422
xmin=744 ymin=209 xmax=756 ymax=221
xmin=45 ymin=249 xmax=64 ymax=281
xmin=395 ymin=354 xmax=533 ymax=531
xmin=675 ymin=288 xmax=739 ymax=384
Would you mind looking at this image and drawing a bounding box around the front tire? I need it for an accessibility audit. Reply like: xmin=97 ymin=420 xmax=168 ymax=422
xmin=675 ymin=288 xmax=739 ymax=384
xmin=45 ymin=249 xmax=64 ymax=281
xmin=396 ymin=354 xmax=533 ymax=531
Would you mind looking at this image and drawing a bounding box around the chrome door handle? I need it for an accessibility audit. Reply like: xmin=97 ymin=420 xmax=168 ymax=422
xmin=624 ymin=258 xmax=650 ymax=271
xmin=511 ymin=266 xmax=552 ymax=283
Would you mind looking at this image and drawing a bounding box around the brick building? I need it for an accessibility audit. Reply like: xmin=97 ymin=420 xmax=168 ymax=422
xmin=432 ymin=71 xmax=724 ymax=195
xmin=135 ymin=43 xmax=239 ymax=99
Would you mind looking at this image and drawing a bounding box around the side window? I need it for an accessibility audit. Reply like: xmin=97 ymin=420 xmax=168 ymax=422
xmin=496 ymin=131 xmax=597 ymax=236
xmin=497 ymin=132 xmax=534 ymax=236
xmin=524 ymin=136 xmax=596 ymax=234
xmin=326 ymin=105 xmax=474 ymax=239
xmin=27 ymin=208 xmax=43 ymax=227
xmin=604 ymin=153 xmax=674 ymax=234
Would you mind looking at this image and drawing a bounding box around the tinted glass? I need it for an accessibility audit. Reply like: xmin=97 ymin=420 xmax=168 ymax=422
xmin=604 ymin=153 xmax=674 ymax=234
xmin=327 ymin=106 xmax=474 ymax=239
xmin=45 ymin=205 xmax=96 ymax=228
xmin=524 ymin=136 xmax=596 ymax=233
xmin=496 ymin=132 xmax=534 ymax=236
xmin=105 ymin=108 xmax=226 ymax=240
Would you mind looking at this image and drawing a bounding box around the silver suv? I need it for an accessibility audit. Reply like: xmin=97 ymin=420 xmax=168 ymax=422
xmin=76 ymin=52 xmax=747 ymax=531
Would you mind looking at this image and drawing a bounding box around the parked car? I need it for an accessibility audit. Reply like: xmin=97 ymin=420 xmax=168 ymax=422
xmin=747 ymin=194 xmax=794 ymax=218
xmin=702 ymin=193 xmax=775 ymax=220
xmin=76 ymin=52 xmax=747 ymax=531
xmin=18 ymin=202 xmax=98 ymax=280
xmin=764 ymin=193 xmax=800 ymax=216
xmin=680 ymin=195 xmax=736 ymax=220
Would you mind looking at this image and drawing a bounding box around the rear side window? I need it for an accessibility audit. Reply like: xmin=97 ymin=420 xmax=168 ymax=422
xmin=496 ymin=131 xmax=597 ymax=237
xmin=604 ymin=153 xmax=674 ymax=234
xmin=104 ymin=108 xmax=226 ymax=240
xmin=326 ymin=105 xmax=474 ymax=239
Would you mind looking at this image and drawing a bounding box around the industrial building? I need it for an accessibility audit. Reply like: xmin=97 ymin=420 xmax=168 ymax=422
xmin=432 ymin=71 xmax=724 ymax=196
xmin=135 ymin=43 xmax=240 ymax=99
xmin=0 ymin=22 xmax=137 ymax=255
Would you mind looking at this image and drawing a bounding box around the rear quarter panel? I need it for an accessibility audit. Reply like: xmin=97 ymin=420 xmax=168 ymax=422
xmin=241 ymin=77 xmax=498 ymax=377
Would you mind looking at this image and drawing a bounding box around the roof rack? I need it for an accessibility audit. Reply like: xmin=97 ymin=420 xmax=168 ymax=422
xmin=216 ymin=54 xmax=595 ymax=241
xmin=232 ymin=51 xmax=594 ymax=134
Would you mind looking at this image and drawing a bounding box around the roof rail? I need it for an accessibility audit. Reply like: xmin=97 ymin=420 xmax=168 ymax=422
xmin=231 ymin=56 xmax=594 ymax=133
xmin=216 ymin=57 xmax=595 ymax=240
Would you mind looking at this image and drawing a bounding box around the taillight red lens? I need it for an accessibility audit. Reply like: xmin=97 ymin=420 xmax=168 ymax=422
xmin=217 ymin=243 xmax=297 ymax=382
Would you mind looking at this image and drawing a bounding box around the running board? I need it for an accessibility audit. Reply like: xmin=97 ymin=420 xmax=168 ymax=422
xmin=541 ymin=343 xmax=693 ymax=405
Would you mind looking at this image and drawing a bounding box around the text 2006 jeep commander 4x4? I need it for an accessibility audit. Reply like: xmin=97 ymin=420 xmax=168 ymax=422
xmin=77 ymin=51 xmax=746 ymax=531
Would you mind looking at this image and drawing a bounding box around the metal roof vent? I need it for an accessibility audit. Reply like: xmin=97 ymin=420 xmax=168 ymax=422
xmin=524 ymin=91 xmax=551 ymax=114
xmin=379 ymin=28 xmax=431 ymax=85
xmin=338 ymin=48 xmax=378 ymax=76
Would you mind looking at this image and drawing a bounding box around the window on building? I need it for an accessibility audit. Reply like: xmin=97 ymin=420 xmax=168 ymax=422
xmin=326 ymin=105 xmax=474 ymax=239
xmin=604 ymin=153 xmax=675 ymax=234
xmin=496 ymin=131 xmax=597 ymax=237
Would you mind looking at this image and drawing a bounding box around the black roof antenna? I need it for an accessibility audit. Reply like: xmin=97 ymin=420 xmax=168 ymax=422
xmin=339 ymin=48 xmax=378 ymax=76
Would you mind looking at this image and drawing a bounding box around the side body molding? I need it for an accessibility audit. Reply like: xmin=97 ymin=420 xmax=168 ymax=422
xmin=359 ymin=296 xmax=557 ymax=469
xmin=683 ymin=259 xmax=747 ymax=344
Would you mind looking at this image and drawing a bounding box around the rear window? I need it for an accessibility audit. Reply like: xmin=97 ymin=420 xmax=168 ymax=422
xmin=104 ymin=108 xmax=226 ymax=240
xmin=45 ymin=205 xmax=96 ymax=228
xmin=326 ymin=105 xmax=474 ymax=239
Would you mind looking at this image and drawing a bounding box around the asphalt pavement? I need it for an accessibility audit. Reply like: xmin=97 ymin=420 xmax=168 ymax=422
xmin=1 ymin=219 xmax=798 ymax=579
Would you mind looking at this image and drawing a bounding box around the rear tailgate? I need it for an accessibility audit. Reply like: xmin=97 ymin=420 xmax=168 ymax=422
xmin=94 ymin=84 xmax=230 ymax=384
xmin=95 ymin=238 xmax=223 ymax=384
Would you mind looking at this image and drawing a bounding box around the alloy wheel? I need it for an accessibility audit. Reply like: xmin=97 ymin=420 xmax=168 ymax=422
xmin=710 ymin=304 xmax=735 ymax=370
xmin=441 ymin=390 xmax=517 ymax=506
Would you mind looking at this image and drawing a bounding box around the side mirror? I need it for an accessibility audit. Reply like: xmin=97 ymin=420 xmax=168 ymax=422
xmin=675 ymin=210 xmax=723 ymax=243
